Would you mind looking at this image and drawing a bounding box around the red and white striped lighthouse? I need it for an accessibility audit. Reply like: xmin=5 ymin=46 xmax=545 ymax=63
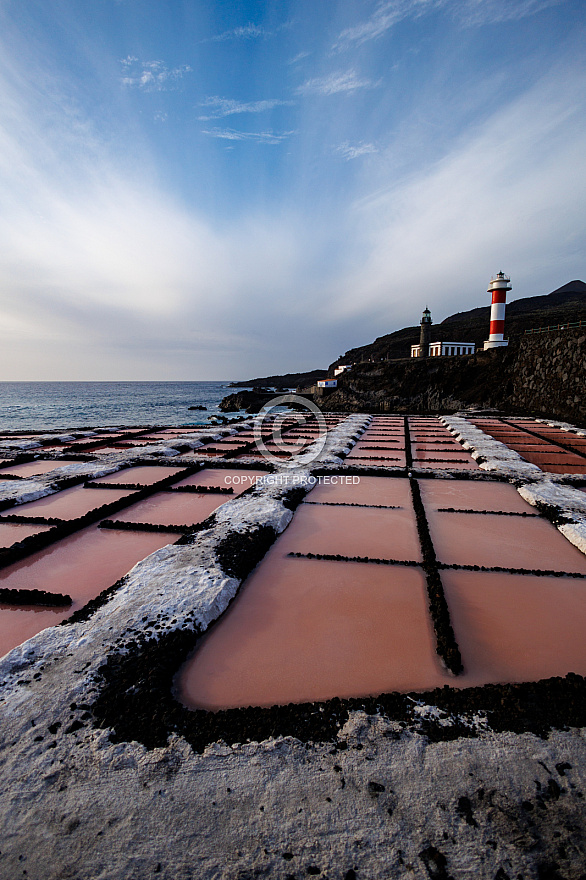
xmin=483 ymin=271 xmax=511 ymax=350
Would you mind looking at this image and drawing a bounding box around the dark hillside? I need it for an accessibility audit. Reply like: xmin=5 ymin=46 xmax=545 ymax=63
xmin=319 ymin=326 xmax=585 ymax=423
xmin=229 ymin=369 xmax=327 ymax=390
xmin=330 ymin=280 xmax=586 ymax=370
xmin=442 ymin=280 xmax=586 ymax=325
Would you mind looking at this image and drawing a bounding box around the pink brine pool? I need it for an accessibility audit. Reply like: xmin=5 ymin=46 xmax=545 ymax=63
xmin=177 ymin=555 xmax=448 ymax=709
xmin=275 ymin=502 xmax=422 ymax=561
xmin=0 ymin=527 xmax=178 ymax=657
xmin=444 ymin=570 xmax=586 ymax=685
xmin=0 ymin=522 xmax=55 ymax=548
xmin=93 ymin=466 xmax=187 ymax=486
xmin=426 ymin=510 xmax=586 ymax=573
xmin=118 ymin=491 xmax=228 ymax=526
xmin=307 ymin=475 xmax=412 ymax=507
xmin=418 ymin=480 xmax=535 ymax=514
xmin=0 ymin=460 xmax=79 ymax=478
xmin=0 ymin=486 xmax=135 ymax=520
xmin=174 ymin=468 xmax=267 ymax=495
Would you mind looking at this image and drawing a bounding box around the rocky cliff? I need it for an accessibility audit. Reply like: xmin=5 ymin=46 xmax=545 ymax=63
xmin=320 ymin=327 xmax=585 ymax=423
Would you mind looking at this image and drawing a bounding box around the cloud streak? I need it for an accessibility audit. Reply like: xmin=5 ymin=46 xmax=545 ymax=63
xmin=333 ymin=0 xmax=443 ymax=51
xmin=335 ymin=141 xmax=378 ymax=160
xmin=333 ymin=0 xmax=562 ymax=50
xmin=198 ymin=96 xmax=294 ymax=120
xmin=205 ymin=23 xmax=267 ymax=42
xmin=200 ymin=127 xmax=295 ymax=143
xmin=120 ymin=56 xmax=192 ymax=90
xmin=296 ymin=69 xmax=377 ymax=96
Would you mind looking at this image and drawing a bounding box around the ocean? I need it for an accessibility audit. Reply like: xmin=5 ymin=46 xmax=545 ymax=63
xmin=0 ymin=381 xmax=241 ymax=432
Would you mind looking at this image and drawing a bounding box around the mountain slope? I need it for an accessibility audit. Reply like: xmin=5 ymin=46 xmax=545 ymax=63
xmin=330 ymin=280 xmax=586 ymax=370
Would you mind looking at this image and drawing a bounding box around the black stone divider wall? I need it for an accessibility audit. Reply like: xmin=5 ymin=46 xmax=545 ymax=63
xmin=437 ymin=508 xmax=538 ymax=516
xmin=412 ymin=458 xmax=470 ymax=463
xmin=409 ymin=440 xmax=455 ymax=445
xmin=172 ymin=458 xmax=272 ymax=473
xmin=0 ymin=452 xmax=82 ymax=470
xmin=406 ymin=417 xmax=463 ymax=675
xmin=404 ymin=417 xmax=413 ymax=470
xmin=359 ymin=446 xmax=405 ymax=450
xmin=439 ymin=562 xmax=586 ymax=579
xmin=410 ymin=478 xmax=463 ymax=675
xmin=0 ymin=586 xmax=72 ymax=607
xmin=288 ymin=551 xmax=419 ymax=567
xmin=304 ymin=502 xmax=402 ymax=509
xmin=0 ymin=527 xmax=59 ymax=560
xmin=313 ymin=466 xmax=407 ymax=479
xmin=347 ymin=455 xmax=404 ymax=461
xmin=99 ymin=520 xmax=190 ymax=534
xmin=168 ymin=485 xmax=234 ymax=495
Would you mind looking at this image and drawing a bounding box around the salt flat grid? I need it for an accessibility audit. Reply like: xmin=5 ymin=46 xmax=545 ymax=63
xmin=0 ymin=461 xmax=265 ymax=656
xmin=179 ymin=463 xmax=586 ymax=709
xmin=1 ymin=412 xmax=586 ymax=704
xmin=470 ymin=417 xmax=586 ymax=475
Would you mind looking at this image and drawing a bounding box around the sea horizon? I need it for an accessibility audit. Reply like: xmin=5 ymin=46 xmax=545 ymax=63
xmin=0 ymin=380 xmax=244 ymax=432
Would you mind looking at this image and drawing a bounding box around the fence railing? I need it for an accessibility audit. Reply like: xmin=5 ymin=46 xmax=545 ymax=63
xmin=525 ymin=320 xmax=585 ymax=335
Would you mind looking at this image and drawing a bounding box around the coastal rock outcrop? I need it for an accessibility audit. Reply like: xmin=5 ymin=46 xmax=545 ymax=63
xmin=319 ymin=328 xmax=585 ymax=422
xmin=219 ymin=390 xmax=275 ymax=413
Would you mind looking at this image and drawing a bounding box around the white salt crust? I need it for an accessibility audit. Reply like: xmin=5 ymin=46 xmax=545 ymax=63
xmin=0 ymin=425 xmax=250 ymax=508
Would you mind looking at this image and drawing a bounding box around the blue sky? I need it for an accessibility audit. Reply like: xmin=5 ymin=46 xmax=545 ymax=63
xmin=0 ymin=0 xmax=585 ymax=380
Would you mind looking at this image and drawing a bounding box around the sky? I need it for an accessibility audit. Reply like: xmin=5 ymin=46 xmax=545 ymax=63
xmin=0 ymin=0 xmax=585 ymax=380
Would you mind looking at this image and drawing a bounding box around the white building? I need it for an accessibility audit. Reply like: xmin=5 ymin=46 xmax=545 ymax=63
xmin=411 ymin=341 xmax=475 ymax=358
xmin=333 ymin=364 xmax=352 ymax=376
xmin=317 ymin=379 xmax=337 ymax=388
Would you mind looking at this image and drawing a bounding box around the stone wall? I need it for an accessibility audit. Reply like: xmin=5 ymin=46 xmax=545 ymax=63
xmin=510 ymin=327 xmax=585 ymax=424
xmin=318 ymin=327 xmax=585 ymax=422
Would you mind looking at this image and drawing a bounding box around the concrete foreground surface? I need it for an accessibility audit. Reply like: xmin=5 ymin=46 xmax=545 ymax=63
xmin=2 ymin=712 xmax=586 ymax=879
xmin=1 ymin=412 xmax=586 ymax=879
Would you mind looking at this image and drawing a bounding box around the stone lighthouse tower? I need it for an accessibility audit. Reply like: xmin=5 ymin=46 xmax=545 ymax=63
xmin=419 ymin=306 xmax=432 ymax=358
xmin=484 ymin=272 xmax=511 ymax=350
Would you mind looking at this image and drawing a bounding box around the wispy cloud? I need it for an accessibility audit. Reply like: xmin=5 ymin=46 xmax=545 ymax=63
xmin=457 ymin=0 xmax=562 ymax=26
xmin=296 ymin=70 xmax=377 ymax=96
xmin=206 ymin=23 xmax=266 ymax=42
xmin=333 ymin=0 xmax=561 ymax=50
xmin=204 ymin=19 xmax=295 ymax=43
xmin=200 ymin=127 xmax=295 ymax=144
xmin=198 ymin=96 xmax=294 ymax=121
xmin=289 ymin=51 xmax=311 ymax=65
xmin=120 ymin=56 xmax=192 ymax=91
xmin=333 ymin=0 xmax=440 ymax=51
xmin=334 ymin=63 xmax=586 ymax=327
xmin=335 ymin=141 xmax=378 ymax=160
